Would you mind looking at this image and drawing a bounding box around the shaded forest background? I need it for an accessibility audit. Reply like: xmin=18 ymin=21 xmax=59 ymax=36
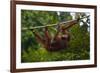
xmin=21 ymin=10 xmax=90 ymax=62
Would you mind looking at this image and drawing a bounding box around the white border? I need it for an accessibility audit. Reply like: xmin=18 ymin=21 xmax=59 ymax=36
xmin=16 ymin=5 xmax=95 ymax=69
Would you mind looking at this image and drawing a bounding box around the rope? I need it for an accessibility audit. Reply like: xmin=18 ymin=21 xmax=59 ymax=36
xmin=22 ymin=15 xmax=90 ymax=30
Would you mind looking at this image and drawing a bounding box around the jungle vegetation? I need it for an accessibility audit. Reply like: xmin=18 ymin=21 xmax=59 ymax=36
xmin=21 ymin=10 xmax=90 ymax=62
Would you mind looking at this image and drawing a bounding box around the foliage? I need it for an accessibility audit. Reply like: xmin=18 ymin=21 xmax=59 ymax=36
xmin=21 ymin=10 xmax=90 ymax=62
